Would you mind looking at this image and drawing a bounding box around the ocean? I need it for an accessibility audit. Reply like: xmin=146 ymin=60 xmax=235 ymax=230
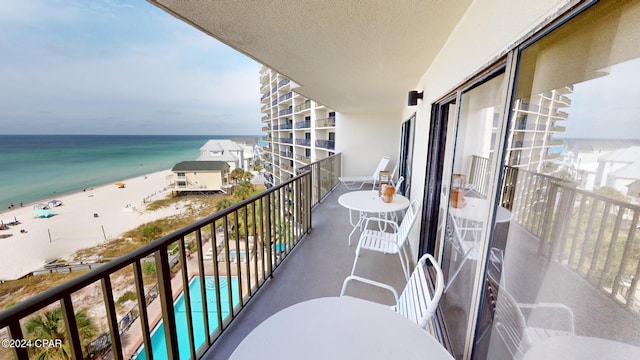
xmin=0 ymin=135 xmax=259 ymax=210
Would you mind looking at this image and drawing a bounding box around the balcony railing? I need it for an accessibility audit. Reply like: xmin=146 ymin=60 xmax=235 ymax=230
xmin=315 ymin=139 xmax=335 ymax=150
xmin=294 ymin=101 xmax=311 ymax=112
xmin=295 ymin=154 xmax=311 ymax=165
xmin=278 ymin=92 xmax=292 ymax=103
xmin=295 ymin=120 xmax=311 ymax=129
xmin=498 ymin=166 xmax=640 ymax=311
xmin=298 ymin=153 xmax=341 ymax=208
xmin=280 ymin=138 xmax=293 ymax=144
xmin=296 ymin=138 xmax=311 ymax=147
xmin=278 ymin=108 xmax=293 ymax=116
xmin=0 ymin=155 xmax=342 ymax=360
xmin=277 ymin=78 xmax=290 ymax=88
xmin=316 ymin=117 xmax=336 ymax=128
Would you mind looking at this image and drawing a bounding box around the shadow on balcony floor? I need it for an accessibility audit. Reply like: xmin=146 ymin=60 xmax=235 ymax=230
xmin=203 ymin=186 xmax=409 ymax=359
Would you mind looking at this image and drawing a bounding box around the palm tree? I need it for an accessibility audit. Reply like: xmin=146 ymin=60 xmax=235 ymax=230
xmin=242 ymin=171 xmax=254 ymax=182
xmin=25 ymin=307 xmax=95 ymax=359
xmin=230 ymin=168 xmax=245 ymax=185
xmin=216 ymin=198 xmax=235 ymax=212
xmin=234 ymin=180 xmax=254 ymax=201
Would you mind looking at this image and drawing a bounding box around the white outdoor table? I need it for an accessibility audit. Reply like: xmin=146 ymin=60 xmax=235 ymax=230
xmin=338 ymin=190 xmax=410 ymax=245
xmin=230 ymin=296 xmax=454 ymax=360
xmin=449 ymin=197 xmax=512 ymax=224
xmin=522 ymin=335 xmax=640 ymax=360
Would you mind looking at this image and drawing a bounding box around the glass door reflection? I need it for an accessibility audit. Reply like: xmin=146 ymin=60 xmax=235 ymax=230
xmin=440 ymin=72 xmax=506 ymax=359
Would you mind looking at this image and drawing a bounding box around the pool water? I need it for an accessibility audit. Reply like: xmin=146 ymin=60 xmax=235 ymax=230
xmin=135 ymin=276 xmax=240 ymax=359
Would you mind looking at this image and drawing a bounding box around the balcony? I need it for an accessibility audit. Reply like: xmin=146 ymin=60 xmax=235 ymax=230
xmin=280 ymin=151 xmax=293 ymax=158
xmin=3 ymin=152 xmax=640 ymax=359
xmin=295 ymin=120 xmax=311 ymax=129
xmin=0 ymin=155 xmax=346 ymax=360
xmin=315 ymin=139 xmax=335 ymax=150
xmin=316 ymin=117 xmax=336 ymax=128
xmin=277 ymin=78 xmax=290 ymax=88
xmin=294 ymin=101 xmax=311 ymax=113
xmin=295 ymin=154 xmax=311 ymax=164
xmin=296 ymin=138 xmax=311 ymax=147
xmin=278 ymin=108 xmax=293 ymax=116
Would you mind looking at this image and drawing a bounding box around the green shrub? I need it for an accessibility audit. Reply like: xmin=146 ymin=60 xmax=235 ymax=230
xmin=116 ymin=291 xmax=137 ymax=306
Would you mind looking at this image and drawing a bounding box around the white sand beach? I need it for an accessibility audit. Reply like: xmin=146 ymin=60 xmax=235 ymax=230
xmin=0 ymin=170 xmax=181 ymax=280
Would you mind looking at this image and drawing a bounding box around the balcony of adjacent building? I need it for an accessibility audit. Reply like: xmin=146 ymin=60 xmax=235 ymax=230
xmin=316 ymin=116 xmax=336 ymax=128
xmin=295 ymin=138 xmax=311 ymax=147
xmin=279 ymin=150 xmax=293 ymax=159
xmin=294 ymin=100 xmax=311 ymax=113
xmin=315 ymin=139 xmax=335 ymax=150
xmin=294 ymin=119 xmax=311 ymax=130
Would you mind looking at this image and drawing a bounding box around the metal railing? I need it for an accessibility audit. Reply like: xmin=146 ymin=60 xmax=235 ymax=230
xmin=298 ymin=153 xmax=341 ymax=208
xmin=0 ymin=155 xmax=342 ymax=359
xmin=499 ymin=166 xmax=640 ymax=311
xmin=316 ymin=117 xmax=335 ymax=128
xmin=315 ymin=139 xmax=335 ymax=150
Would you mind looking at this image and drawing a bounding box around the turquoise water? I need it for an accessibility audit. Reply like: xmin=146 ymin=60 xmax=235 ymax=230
xmin=135 ymin=276 xmax=240 ymax=360
xmin=0 ymin=135 xmax=258 ymax=210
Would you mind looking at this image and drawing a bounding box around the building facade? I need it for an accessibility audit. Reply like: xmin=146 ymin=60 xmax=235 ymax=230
xmin=168 ymin=161 xmax=230 ymax=193
xmin=260 ymin=66 xmax=336 ymax=186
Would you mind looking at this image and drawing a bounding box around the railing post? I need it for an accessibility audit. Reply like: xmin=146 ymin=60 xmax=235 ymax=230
xmin=155 ymin=247 xmax=179 ymax=360
xmin=8 ymin=321 xmax=29 ymax=360
xmin=538 ymin=181 xmax=559 ymax=257
xmin=133 ymin=261 xmax=153 ymax=360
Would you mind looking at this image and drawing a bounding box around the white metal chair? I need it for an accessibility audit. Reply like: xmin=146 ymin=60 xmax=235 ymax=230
xmin=350 ymin=200 xmax=420 ymax=280
xmin=444 ymin=213 xmax=503 ymax=292
xmin=341 ymin=253 xmax=445 ymax=329
xmin=339 ymin=156 xmax=390 ymax=190
xmin=486 ymin=274 xmax=574 ymax=359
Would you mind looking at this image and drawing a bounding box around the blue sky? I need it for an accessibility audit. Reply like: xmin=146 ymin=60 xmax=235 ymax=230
xmin=0 ymin=0 xmax=261 ymax=135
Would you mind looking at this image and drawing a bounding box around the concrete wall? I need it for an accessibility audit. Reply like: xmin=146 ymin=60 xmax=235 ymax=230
xmin=336 ymin=110 xmax=401 ymax=177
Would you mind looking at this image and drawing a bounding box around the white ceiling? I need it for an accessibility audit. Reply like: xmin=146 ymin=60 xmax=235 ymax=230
xmin=150 ymin=0 xmax=473 ymax=113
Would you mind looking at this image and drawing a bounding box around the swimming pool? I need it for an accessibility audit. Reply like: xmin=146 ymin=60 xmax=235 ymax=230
xmin=134 ymin=276 xmax=240 ymax=359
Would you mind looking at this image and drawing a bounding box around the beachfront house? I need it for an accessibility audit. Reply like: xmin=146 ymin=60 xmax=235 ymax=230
xmin=2 ymin=1 xmax=640 ymax=360
xmin=168 ymin=161 xmax=230 ymax=194
xmin=197 ymin=139 xmax=256 ymax=172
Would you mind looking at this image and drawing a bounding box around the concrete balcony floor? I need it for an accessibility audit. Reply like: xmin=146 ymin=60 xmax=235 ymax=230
xmin=203 ymin=185 xmax=410 ymax=359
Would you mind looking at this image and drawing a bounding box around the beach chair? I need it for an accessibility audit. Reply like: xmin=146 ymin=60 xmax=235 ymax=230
xmin=341 ymin=253 xmax=445 ymax=329
xmin=339 ymin=156 xmax=390 ymax=190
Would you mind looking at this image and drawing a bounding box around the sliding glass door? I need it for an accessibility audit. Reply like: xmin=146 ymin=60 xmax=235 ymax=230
xmin=437 ymin=71 xmax=508 ymax=359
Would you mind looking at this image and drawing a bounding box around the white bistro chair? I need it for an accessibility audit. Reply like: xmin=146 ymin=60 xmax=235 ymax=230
xmin=341 ymin=253 xmax=445 ymax=329
xmin=350 ymin=199 xmax=420 ymax=281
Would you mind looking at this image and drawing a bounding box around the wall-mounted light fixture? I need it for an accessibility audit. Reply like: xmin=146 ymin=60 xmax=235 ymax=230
xmin=407 ymin=90 xmax=423 ymax=106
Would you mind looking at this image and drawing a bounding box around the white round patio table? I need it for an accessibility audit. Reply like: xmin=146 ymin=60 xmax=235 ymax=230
xmin=522 ymin=335 xmax=640 ymax=360
xmin=338 ymin=190 xmax=410 ymax=245
xmin=449 ymin=197 xmax=512 ymax=223
xmin=229 ymin=296 xmax=454 ymax=360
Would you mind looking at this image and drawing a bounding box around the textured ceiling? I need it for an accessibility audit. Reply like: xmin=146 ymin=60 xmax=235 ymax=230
xmin=150 ymin=0 xmax=473 ymax=113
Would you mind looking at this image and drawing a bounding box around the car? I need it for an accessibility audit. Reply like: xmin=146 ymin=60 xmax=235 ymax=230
xmin=203 ymin=249 xmax=214 ymax=261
